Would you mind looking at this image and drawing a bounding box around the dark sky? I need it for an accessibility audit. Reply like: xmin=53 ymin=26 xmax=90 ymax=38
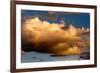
xmin=21 ymin=10 xmax=90 ymax=28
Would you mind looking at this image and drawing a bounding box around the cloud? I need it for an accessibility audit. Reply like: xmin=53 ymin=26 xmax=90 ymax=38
xmin=21 ymin=17 xmax=90 ymax=56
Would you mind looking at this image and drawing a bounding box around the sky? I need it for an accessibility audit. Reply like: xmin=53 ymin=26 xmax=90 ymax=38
xmin=21 ymin=9 xmax=90 ymax=28
xmin=21 ymin=10 xmax=90 ymax=62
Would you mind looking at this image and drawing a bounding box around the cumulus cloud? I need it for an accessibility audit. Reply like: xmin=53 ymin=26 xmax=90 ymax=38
xmin=21 ymin=17 xmax=90 ymax=56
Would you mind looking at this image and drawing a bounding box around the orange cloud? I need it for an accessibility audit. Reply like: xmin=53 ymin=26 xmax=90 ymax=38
xmin=21 ymin=17 xmax=90 ymax=56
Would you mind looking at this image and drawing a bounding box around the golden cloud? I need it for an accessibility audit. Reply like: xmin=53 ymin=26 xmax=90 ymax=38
xmin=21 ymin=17 xmax=90 ymax=56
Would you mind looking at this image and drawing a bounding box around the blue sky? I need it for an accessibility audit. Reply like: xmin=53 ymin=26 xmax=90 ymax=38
xmin=21 ymin=10 xmax=90 ymax=28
